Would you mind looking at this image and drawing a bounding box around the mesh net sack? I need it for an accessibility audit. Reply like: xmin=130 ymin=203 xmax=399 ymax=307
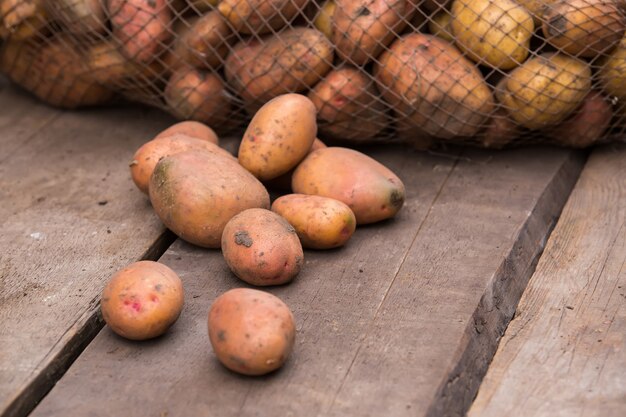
xmin=0 ymin=0 xmax=625 ymax=149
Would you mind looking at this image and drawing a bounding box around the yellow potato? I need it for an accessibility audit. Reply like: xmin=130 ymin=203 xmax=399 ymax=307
xmin=0 ymin=0 xmax=47 ymax=40
xmin=218 ymin=0 xmax=308 ymax=34
xmin=598 ymin=35 xmax=626 ymax=101
xmin=542 ymin=0 xmax=625 ymax=58
xmin=376 ymin=34 xmax=494 ymax=139
xmin=239 ymin=94 xmax=317 ymax=181
xmin=154 ymin=121 xmax=219 ymax=143
xmin=450 ymin=0 xmax=534 ymax=70
xmin=428 ymin=11 xmax=454 ymax=42
xmin=314 ymin=0 xmax=336 ymax=39
xmin=272 ymin=194 xmax=356 ymax=249
xmin=496 ymin=53 xmax=592 ymax=130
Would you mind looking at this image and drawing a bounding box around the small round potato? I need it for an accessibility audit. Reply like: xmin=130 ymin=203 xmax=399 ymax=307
xmin=153 ymin=121 xmax=219 ymax=143
xmin=272 ymin=194 xmax=356 ymax=249
xmin=130 ymin=134 xmax=233 ymax=194
xmin=101 ymin=261 xmax=184 ymax=341
xmin=221 ymin=208 xmax=304 ymax=286
xmin=208 ymin=288 xmax=296 ymax=376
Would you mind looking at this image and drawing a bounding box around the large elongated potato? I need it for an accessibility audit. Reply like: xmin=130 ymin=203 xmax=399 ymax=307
xmin=0 ymin=0 xmax=47 ymax=40
xmin=149 ymin=149 xmax=270 ymax=248
xmin=46 ymin=0 xmax=106 ymax=35
xmin=496 ymin=53 xmax=592 ymax=130
xmin=542 ymin=0 xmax=624 ymax=58
xmin=332 ymin=0 xmax=409 ymax=66
xmin=238 ymin=94 xmax=317 ymax=181
xmin=107 ymin=0 xmax=172 ymax=63
xmin=271 ymin=194 xmax=356 ymax=249
xmin=292 ymin=147 xmax=405 ymax=224
xmin=598 ymin=35 xmax=626 ymax=101
xmin=376 ymin=34 xmax=494 ymax=139
xmin=218 ymin=0 xmax=308 ymax=34
xmin=450 ymin=0 xmax=534 ymax=70
xmin=225 ymin=27 xmax=333 ymax=109
xmin=308 ymin=67 xmax=388 ymax=142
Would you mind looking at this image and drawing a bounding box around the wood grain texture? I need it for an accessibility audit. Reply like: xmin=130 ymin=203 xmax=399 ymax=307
xmin=0 ymin=84 xmax=177 ymax=417
xmin=32 ymin=147 xmax=583 ymax=417
xmin=469 ymin=145 xmax=626 ymax=417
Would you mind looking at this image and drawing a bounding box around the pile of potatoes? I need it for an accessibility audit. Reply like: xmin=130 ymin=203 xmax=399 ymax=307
xmin=1 ymin=0 xmax=626 ymax=148
xmin=101 ymin=93 xmax=405 ymax=375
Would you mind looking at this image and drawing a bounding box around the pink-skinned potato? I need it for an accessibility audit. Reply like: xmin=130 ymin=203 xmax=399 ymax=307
xmin=221 ymin=208 xmax=304 ymax=286
xmin=292 ymin=147 xmax=405 ymax=224
xmin=149 ymin=149 xmax=270 ymax=248
xmin=153 ymin=121 xmax=219 ymax=143
xmin=271 ymin=194 xmax=356 ymax=249
xmin=101 ymin=261 xmax=184 ymax=341
xmin=208 ymin=288 xmax=296 ymax=375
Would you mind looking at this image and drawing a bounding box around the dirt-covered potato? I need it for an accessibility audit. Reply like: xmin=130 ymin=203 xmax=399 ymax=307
xmin=544 ymin=91 xmax=613 ymax=148
xmin=131 ymin=134 xmax=232 ymax=194
xmin=225 ymin=27 xmax=333 ymax=110
xmin=597 ymin=35 xmax=626 ymax=102
xmin=238 ymin=94 xmax=317 ymax=181
xmin=46 ymin=0 xmax=106 ymax=35
xmin=101 ymin=261 xmax=184 ymax=341
xmin=272 ymin=194 xmax=356 ymax=249
xmin=450 ymin=0 xmax=534 ymax=69
xmin=332 ymin=0 xmax=409 ymax=66
xmin=308 ymin=67 xmax=388 ymax=142
xmin=292 ymin=147 xmax=405 ymax=224
xmin=221 ymin=208 xmax=304 ymax=286
xmin=376 ymin=33 xmax=494 ymax=139
xmin=107 ymin=0 xmax=172 ymax=63
xmin=165 ymin=67 xmax=231 ymax=126
xmin=208 ymin=288 xmax=296 ymax=375
xmin=149 ymin=149 xmax=270 ymax=248
xmin=496 ymin=53 xmax=592 ymax=130
xmin=154 ymin=121 xmax=219 ymax=143
xmin=218 ymin=0 xmax=308 ymax=34
xmin=542 ymin=0 xmax=624 ymax=58
xmin=428 ymin=10 xmax=454 ymax=42
xmin=314 ymin=0 xmax=336 ymax=39
xmin=0 ymin=0 xmax=47 ymax=40
xmin=168 ymin=11 xmax=232 ymax=70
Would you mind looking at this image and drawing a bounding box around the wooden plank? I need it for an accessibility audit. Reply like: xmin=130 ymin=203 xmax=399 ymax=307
xmin=31 ymin=146 xmax=583 ymax=417
xmin=0 ymin=83 xmax=178 ymax=417
xmin=469 ymin=145 xmax=626 ymax=417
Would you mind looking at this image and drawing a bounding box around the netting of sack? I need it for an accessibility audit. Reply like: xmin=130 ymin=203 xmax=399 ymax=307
xmin=0 ymin=0 xmax=625 ymax=149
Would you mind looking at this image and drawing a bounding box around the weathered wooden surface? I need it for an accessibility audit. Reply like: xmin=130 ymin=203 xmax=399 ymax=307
xmin=469 ymin=145 xmax=626 ymax=417
xmin=0 ymin=83 xmax=176 ymax=417
xmin=32 ymin=147 xmax=583 ymax=417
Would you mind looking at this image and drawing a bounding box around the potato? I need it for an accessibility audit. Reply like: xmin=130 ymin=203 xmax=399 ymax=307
xmin=84 ymin=41 xmax=143 ymax=87
xmin=450 ymin=0 xmax=534 ymax=70
xmin=164 ymin=67 xmax=232 ymax=126
xmin=208 ymin=288 xmax=296 ymax=375
xmin=428 ymin=10 xmax=454 ymax=42
xmin=107 ymin=0 xmax=172 ymax=63
xmin=265 ymin=138 xmax=327 ymax=192
xmin=314 ymin=0 xmax=336 ymax=39
xmin=496 ymin=53 xmax=592 ymax=130
xmin=0 ymin=38 xmax=113 ymax=108
xmin=0 ymin=0 xmax=47 ymax=40
xmin=598 ymin=35 xmax=626 ymax=101
xmin=480 ymin=107 xmax=521 ymax=149
xmin=332 ymin=0 xmax=409 ymax=66
xmin=101 ymin=261 xmax=184 ymax=341
xmin=395 ymin=115 xmax=435 ymax=151
xmin=45 ymin=0 xmax=106 ymax=35
xmin=308 ymin=67 xmax=388 ymax=142
xmin=218 ymin=0 xmax=308 ymax=35
xmin=225 ymin=27 xmax=333 ymax=109
xmin=542 ymin=0 xmax=625 ymax=58
xmin=154 ymin=121 xmax=219 ymax=143
xmin=221 ymin=208 xmax=304 ymax=286
xmin=131 ymin=134 xmax=232 ymax=194
xmin=168 ymin=11 xmax=232 ymax=70
xmin=516 ymin=0 xmax=556 ymax=24
xmin=271 ymin=194 xmax=356 ymax=249
xmin=376 ymin=34 xmax=494 ymax=139
xmin=238 ymin=94 xmax=317 ymax=181
xmin=292 ymin=147 xmax=405 ymax=224
xmin=544 ymin=91 xmax=613 ymax=148
xmin=150 ymin=149 xmax=270 ymax=248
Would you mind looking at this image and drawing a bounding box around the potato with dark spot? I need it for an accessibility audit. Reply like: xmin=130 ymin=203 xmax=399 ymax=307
xmin=101 ymin=261 xmax=184 ymax=341
xmin=292 ymin=147 xmax=405 ymax=224
xmin=272 ymin=194 xmax=356 ymax=249
xmin=208 ymin=288 xmax=296 ymax=375
xmin=221 ymin=208 xmax=304 ymax=286
xmin=238 ymin=94 xmax=317 ymax=181
xmin=130 ymin=134 xmax=233 ymax=194
xmin=154 ymin=121 xmax=219 ymax=143
xmin=149 ymin=150 xmax=270 ymax=248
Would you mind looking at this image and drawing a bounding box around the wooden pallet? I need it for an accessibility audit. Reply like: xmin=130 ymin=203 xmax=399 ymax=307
xmin=1 ymin=79 xmax=624 ymax=417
